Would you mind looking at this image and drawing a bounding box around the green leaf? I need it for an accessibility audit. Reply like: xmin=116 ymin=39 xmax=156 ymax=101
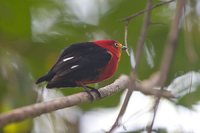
xmin=178 ymin=86 xmax=200 ymax=108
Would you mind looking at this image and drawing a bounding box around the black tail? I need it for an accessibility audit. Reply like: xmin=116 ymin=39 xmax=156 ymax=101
xmin=46 ymin=81 xmax=77 ymax=88
xmin=36 ymin=75 xmax=47 ymax=84
xmin=36 ymin=73 xmax=54 ymax=84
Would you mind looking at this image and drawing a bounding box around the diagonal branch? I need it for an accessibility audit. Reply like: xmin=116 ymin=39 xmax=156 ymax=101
xmin=121 ymin=0 xmax=175 ymax=22
xmin=157 ymin=0 xmax=185 ymax=87
xmin=108 ymin=0 xmax=153 ymax=132
xmin=147 ymin=0 xmax=186 ymax=132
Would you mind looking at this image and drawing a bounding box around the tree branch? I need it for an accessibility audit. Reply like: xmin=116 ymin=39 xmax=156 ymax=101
xmin=134 ymin=0 xmax=152 ymax=71
xmin=157 ymin=0 xmax=185 ymax=87
xmin=147 ymin=0 xmax=186 ymax=132
xmin=135 ymin=72 xmax=175 ymax=99
xmin=124 ymin=22 xmax=130 ymax=56
xmin=108 ymin=0 xmax=153 ymax=132
xmin=0 ymin=75 xmax=129 ymax=128
xmin=121 ymin=0 xmax=175 ymax=22
xmin=0 ymin=74 xmax=174 ymax=128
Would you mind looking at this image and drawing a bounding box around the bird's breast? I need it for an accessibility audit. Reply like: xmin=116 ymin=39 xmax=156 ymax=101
xmin=82 ymin=55 xmax=119 ymax=84
xmin=98 ymin=56 xmax=119 ymax=80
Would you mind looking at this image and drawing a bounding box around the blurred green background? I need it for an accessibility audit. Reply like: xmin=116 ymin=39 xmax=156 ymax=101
xmin=0 ymin=0 xmax=200 ymax=132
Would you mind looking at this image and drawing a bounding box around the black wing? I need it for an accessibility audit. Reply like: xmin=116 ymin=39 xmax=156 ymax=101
xmin=36 ymin=42 xmax=112 ymax=88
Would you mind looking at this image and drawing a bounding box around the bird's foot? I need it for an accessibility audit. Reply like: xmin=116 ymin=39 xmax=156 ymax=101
xmin=90 ymin=88 xmax=101 ymax=98
xmin=84 ymin=89 xmax=95 ymax=101
xmin=81 ymin=84 xmax=101 ymax=101
xmin=85 ymin=86 xmax=101 ymax=98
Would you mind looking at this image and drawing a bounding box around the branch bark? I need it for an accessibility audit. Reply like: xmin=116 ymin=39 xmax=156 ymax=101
xmin=0 ymin=75 xmax=129 ymax=128
xmin=0 ymin=74 xmax=174 ymax=128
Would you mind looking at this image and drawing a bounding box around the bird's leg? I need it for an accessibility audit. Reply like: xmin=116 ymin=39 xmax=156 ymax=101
xmin=80 ymin=84 xmax=95 ymax=101
xmin=79 ymin=82 xmax=101 ymax=100
xmin=85 ymin=85 xmax=101 ymax=98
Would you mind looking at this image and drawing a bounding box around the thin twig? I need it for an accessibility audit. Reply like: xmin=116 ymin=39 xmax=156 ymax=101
xmin=147 ymin=0 xmax=186 ymax=132
xmin=134 ymin=0 xmax=152 ymax=71
xmin=147 ymin=96 xmax=160 ymax=133
xmin=124 ymin=22 xmax=130 ymax=56
xmin=108 ymin=86 xmax=134 ymax=133
xmin=107 ymin=73 xmax=135 ymax=133
xmin=108 ymin=0 xmax=153 ymax=132
xmin=121 ymin=0 xmax=175 ymax=22
xmin=184 ymin=14 xmax=198 ymax=62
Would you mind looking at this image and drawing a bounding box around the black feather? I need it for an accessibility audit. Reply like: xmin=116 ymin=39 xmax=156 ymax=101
xmin=36 ymin=42 xmax=112 ymax=88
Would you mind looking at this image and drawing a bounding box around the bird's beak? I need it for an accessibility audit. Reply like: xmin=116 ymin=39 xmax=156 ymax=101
xmin=122 ymin=45 xmax=127 ymax=51
xmin=118 ymin=43 xmax=127 ymax=51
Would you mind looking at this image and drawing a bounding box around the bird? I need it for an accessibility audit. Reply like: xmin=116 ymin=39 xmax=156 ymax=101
xmin=36 ymin=40 xmax=127 ymax=98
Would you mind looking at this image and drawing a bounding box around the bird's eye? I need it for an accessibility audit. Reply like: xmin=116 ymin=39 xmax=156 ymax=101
xmin=114 ymin=43 xmax=119 ymax=48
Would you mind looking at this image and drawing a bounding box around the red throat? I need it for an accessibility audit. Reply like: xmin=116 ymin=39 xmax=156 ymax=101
xmin=86 ymin=39 xmax=122 ymax=83
xmin=94 ymin=40 xmax=122 ymax=59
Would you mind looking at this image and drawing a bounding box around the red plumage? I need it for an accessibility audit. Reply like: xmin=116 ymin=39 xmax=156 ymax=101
xmin=88 ymin=40 xmax=122 ymax=83
xmin=36 ymin=40 xmax=126 ymax=94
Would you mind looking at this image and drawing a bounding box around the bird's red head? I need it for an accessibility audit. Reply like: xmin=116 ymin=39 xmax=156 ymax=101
xmin=94 ymin=40 xmax=125 ymax=58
